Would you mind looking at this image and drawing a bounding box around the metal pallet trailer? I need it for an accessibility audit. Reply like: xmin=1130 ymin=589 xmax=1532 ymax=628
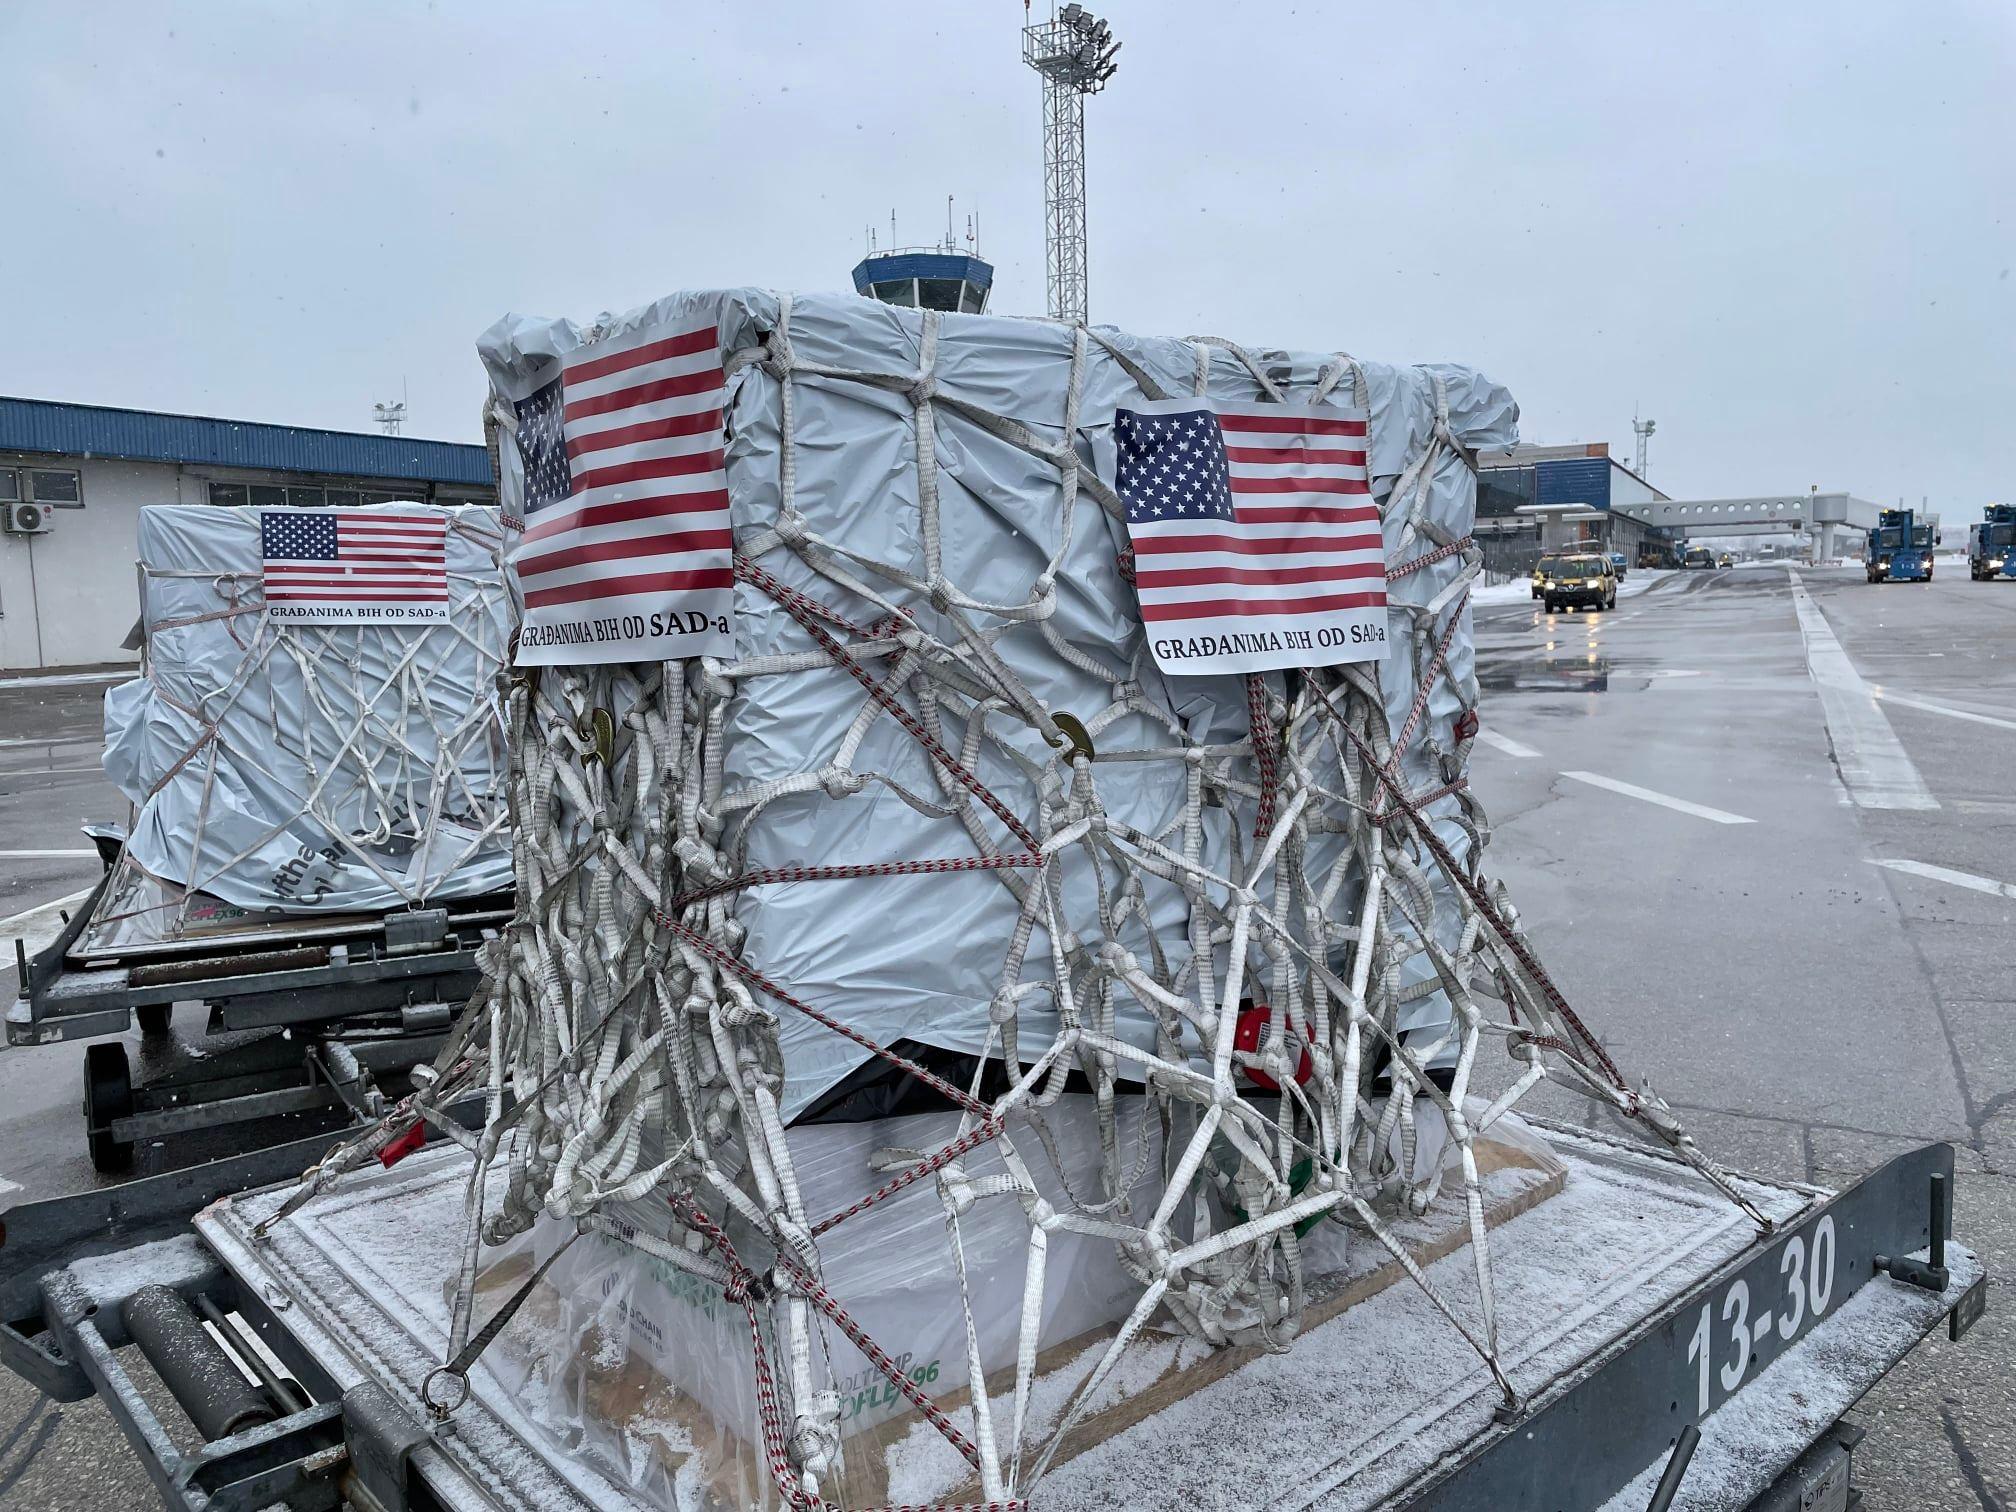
xmin=7 ymin=859 xmax=499 ymax=1171
xmin=0 ymin=1125 xmax=1987 ymax=1511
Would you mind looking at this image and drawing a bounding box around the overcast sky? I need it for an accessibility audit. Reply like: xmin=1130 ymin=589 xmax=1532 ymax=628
xmin=5 ymin=2 xmax=2011 ymax=519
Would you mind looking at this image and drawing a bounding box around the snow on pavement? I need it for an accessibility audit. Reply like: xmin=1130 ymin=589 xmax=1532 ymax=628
xmin=1472 ymin=567 xmax=1676 ymax=609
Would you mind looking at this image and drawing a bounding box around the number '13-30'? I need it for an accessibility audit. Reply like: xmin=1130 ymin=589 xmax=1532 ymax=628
xmin=1685 ymin=1215 xmax=1836 ymax=1415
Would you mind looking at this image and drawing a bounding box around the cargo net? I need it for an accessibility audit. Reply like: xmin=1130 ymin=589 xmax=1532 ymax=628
xmin=90 ymin=514 xmax=510 ymax=944
xmin=277 ymin=309 xmax=1766 ymax=1510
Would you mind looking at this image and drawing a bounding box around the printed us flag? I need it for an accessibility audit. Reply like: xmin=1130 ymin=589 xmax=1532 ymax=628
xmin=509 ymin=320 xmax=735 ymax=665
xmin=260 ymin=510 xmax=450 ymax=625
xmin=1114 ymin=399 xmax=1386 ymax=675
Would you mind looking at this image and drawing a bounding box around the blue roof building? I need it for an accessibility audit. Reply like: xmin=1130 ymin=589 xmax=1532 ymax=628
xmin=0 ymin=396 xmax=492 ymax=488
xmin=0 ymin=396 xmax=494 ymax=670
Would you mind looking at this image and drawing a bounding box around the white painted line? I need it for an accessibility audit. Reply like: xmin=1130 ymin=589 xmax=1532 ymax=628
xmin=1559 ymin=770 xmax=1756 ymax=825
xmin=0 ymin=669 xmax=132 ymax=690
xmin=0 ymin=849 xmax=97 ymax=859
xmin=1642 ymin=669 xmax=1705 ymax=679
xmin=1785 ymin=576 xmax=1938 ymax=810
xmin=1870 ymin=690 xmax=2016 ymax=734
xmin=1869 ymin=859 xmax=2016 ymax=902
xmin=0 ymin=888 xmax=94 ymax=960
xmin=0 ymin=1174 xmax=20 ymax=1196
xmin=1477 ymin=730 xmax=1541 ymax=759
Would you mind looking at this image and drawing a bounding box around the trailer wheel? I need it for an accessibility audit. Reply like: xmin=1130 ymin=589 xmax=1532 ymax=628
xmin=85 ymin=1042 xmax=135 ymax=1172
xmin=136 ymin=1003 xmax=171 ymax=1037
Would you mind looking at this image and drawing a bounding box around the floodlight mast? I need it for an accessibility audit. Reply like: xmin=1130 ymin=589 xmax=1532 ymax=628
xmin=1023 ymin=5 xmax=1120 ymax=325
xmin=1632 ymin=410 xmax=1657 ymax=477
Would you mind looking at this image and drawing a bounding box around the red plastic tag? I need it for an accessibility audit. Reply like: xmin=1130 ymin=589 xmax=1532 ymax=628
xmin=378 ymin=1122 xmax=427 ymax=1169
xmin=1233 ymin=1001 xmax=1314 ymax=1092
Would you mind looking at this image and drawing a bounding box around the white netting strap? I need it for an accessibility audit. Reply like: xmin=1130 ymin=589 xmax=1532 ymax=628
xmin=268 ymin=311 xmax=1766 ymax=1512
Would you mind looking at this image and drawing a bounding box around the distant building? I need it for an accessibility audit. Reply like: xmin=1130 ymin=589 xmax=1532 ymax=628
xmin=0 ymin=397 xmax=493 ymax=670
xmin=1475 ymin=442 xmax=1669 ymax=573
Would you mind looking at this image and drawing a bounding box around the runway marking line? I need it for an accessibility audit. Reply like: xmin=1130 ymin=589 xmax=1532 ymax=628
xmin=1869 ymin=859 xmax=2016 ymax=903
xmin=1870 ymin=690 xmax=2016 ymax=734
xmin=0 ymin=886 xmax=94 ymax=937
xmin=1784 ymin=575 xmax=1938 ymax=811
xmin=1477 ymin=730 xmax=1541 ymax=759
xmin=1559 ymin=770 xmax=1756 ymax=825
xmin=0 ymin=849 xmax=97 ymax=859
xmin=0 ymin=669 xmax=131 ymax=690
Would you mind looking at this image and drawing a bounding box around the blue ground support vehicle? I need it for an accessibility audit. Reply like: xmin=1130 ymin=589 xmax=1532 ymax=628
xmin=1968 ymin=503 xmax=2016 ymax=580
xmin=1867 ymin=508 xmax=1937 ymax=583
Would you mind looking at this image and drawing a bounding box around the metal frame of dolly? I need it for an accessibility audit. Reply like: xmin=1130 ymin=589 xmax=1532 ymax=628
xmin=0 ymin=1136 xmax=1987 ymax=1512
xmin=7 ymin=864 xmax=495 ymax=1170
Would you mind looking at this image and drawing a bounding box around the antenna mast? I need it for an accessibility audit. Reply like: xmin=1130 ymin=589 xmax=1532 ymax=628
xmin=1023 ymin=5 xmax=1120 ymax=324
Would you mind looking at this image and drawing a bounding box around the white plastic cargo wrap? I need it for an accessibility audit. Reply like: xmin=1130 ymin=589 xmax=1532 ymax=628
xmin=86 ymin=503 xmax=511 ymax=951
xmin=468 ymin=1097 xmax=1565 ymax=1509
xmin=254 ymin=291 xmax=1758 ymax=1511
xmin=473 ymin=292 xmax=1512 ymax=1118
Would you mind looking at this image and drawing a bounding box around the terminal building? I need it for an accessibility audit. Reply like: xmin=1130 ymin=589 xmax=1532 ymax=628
xmin=1475 ymin=442 xmax=1669 ymax=575
xmin=0 ymin=397 xmax=493 ymax=671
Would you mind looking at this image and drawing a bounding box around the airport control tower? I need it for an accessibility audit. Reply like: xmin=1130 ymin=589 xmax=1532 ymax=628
xmin=852 ymin=208 xmax=994 ymax=314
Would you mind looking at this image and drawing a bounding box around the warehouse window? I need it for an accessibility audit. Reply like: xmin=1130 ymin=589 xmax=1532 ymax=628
xmin=28 ymin=469 xmax=83 ymax=508
xmin=211 ymin=480 xmax=428 ymax=508
xmin=0 ymin=470 xmax=16 ymax=502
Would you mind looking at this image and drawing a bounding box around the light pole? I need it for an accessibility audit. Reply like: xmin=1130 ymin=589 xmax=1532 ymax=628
xmin=1023 ymin=5 xmax=1121 ymax=325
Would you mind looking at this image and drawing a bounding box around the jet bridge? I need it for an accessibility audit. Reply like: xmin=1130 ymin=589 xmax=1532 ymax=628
xmin=1615 ymin=492 xmax=1883 ymax=561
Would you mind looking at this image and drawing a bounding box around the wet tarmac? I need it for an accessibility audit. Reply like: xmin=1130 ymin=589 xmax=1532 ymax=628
xmin=1 ymin=569 xmax=2013 ymax=1507
xmin=1466 ymin=564 xmax=2016 ymax=1508
xmin=0 ymin=669 xmax=123 ymax=940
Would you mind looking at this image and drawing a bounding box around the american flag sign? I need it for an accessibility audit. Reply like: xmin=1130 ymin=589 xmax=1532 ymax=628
xmin=1114 ymin=399 xmax=1387 ymax=676
xmin=509 ymin=320 xmax=735 ymax=665
xmin=260 ymin=510 xmax=450 ymax=625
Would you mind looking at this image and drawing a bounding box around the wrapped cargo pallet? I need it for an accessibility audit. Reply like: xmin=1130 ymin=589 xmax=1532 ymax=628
xmin=301 ymin=290 xmax=1750 ymax=1511
xmin=85 ymin=502 xmax=512 ymax=952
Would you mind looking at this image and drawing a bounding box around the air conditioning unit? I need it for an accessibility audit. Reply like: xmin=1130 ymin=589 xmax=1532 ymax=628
xmin=1 ymin=501 xmax=52 ymax=535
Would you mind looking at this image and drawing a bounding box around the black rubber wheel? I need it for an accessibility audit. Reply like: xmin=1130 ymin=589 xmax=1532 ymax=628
xmin=136 ymin=1003 xmax=172 ymax=1037
xmin=84 ymin=1042 xmax=135 ymax=1173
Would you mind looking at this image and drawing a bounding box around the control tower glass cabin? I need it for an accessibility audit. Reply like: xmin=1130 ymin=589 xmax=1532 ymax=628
xmin=851 ymin=251 xmax=995 ymax=314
